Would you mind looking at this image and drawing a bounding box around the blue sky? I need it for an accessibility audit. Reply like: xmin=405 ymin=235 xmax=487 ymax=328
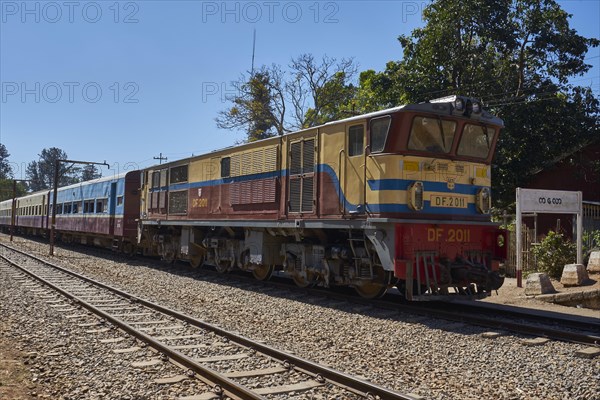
xmin=1 ymin=0 xmax=598 ymax=178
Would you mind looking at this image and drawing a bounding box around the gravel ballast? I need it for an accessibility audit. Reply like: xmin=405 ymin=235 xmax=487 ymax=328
xmin=1 ymin=235 xmax=599 ymax=400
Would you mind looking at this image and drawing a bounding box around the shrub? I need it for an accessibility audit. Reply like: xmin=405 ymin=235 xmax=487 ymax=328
xmin=583 ymin=229 xmax=600 ymax=265
xmin=531 ymin=231 xmax=576 ymax=279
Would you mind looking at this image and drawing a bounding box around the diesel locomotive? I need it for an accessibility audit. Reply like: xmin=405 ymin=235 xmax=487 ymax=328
xmin=137 ymin=95 xmax=507 ymax=299
xmin=1 ymin=95 xmax=507 ymax=300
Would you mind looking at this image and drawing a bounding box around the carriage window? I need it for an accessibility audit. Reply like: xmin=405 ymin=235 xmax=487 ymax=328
xmin=84 ymin=200 xmax=94 ymax=213
xmin=370 ymin=116 xmax=391 ymax=153
xmin=221 ymin=157 xmax=230 ymax=178
xmin=170 ymin=165 xmax=188 ymax=184
xmin=117 ymin=196 xmax=123 ymax=206
xmin=73 ymin=202 xmax=80 ymax=213
xmin=64 ymin=203 xmax=72 ymax=214
xmin=57 ymin=203 xmax=63 ymax=214
xmin=457 ymin=124 xmax=494 ymax=159
xmin=408 ymin=116 xmax=456 ymax=153
xmin=96 ymin=198 xmax=107 ymax=213
xmin=348 ymin=125 xmax=364 ymax=156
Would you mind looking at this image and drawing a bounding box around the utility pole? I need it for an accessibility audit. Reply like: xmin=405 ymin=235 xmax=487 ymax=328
xmin=154 ymin=153 xmax=167 ymax=165
xmin=9 ymin=179 xmax=31 ymax=242
xmin=49 ymin=159 xmax=109 ymax=256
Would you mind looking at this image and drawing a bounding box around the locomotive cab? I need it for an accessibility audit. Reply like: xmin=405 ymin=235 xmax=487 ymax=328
xmin=355 ymin=95 xmax=506 ymax=299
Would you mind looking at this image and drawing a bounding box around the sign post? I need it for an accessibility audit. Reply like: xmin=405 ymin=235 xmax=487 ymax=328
xmin=515 ymin=188 xmax=583 ymax=287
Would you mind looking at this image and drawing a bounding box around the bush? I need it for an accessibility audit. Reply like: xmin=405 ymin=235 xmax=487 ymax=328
xmin=531 ymin=231 xmax=576 ymax=279
xmin=583 ymin=229 xmax=600 ymax=265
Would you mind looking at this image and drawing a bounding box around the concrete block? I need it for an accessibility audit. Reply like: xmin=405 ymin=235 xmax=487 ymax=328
xmin=587 ymin=251 xmax=600 ymax=273
xmin=574 ymin=347 xmax=600 ymax=359
xmin=525 ymin=273 xmax=555 ymax=295
xmin=560 ymin=264 xmax=589 ymax=287
xmin=482 ymin=332 xmax=504 ymax=339
xmin=522 ymin=337 xmax=550 ymax=346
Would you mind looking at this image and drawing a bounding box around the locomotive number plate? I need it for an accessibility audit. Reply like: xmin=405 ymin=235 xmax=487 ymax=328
xmin=430 ymin=194 xmax=468 ymax=208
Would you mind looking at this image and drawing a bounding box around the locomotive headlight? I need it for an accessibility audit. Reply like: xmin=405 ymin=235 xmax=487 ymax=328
xmin=476 ymin=187 xmax=491 ymax=213
xmin=454 ymin=98 xmax=464 ymax=111
xmin=408 ymin=181 xmax=424 ymax=211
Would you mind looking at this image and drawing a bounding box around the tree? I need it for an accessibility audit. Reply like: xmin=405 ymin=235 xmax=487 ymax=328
xmin=0 ymin=143 xmax=13 ymax=179
xmin=0 ymin=144 xmax=26 ymax=201
xmin=361 ymin=0 xmax=599 ymax=207
xmin=81 ymin=164 xmax=102 ymax=181
xmin=217 ymin=54 xmax=359 ymax=141
xmin=216 ymin=66 xmax=287 ymax=141
xmin=288 ymin=54 xmax=357 ymax=128
xmin=26 ymin=148 xmax=80 ymax=191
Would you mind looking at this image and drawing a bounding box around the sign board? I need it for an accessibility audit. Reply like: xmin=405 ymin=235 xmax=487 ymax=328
xmin=518 ymin=188 xmax=582 ymax=214
xmin=515 ymin=188 xmax=583 ymax=288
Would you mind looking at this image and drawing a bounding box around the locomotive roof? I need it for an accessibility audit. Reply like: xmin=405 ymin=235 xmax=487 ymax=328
xmin=149 ymin=97 xmax=503 ymax=169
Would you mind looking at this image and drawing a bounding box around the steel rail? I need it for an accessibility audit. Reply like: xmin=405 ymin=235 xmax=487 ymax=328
xmin=0 ymin=252 xmax=263 ymax=400
xmin=0 ymin=243 xmax=418 ymax=400
xmin=319 ymin=292 xmax=600 ymax=346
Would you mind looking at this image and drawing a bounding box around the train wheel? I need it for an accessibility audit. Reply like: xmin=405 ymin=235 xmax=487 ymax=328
xmin=189 ymin=254 xmax=204 ymax=268
xmin=292 ymin=271 xmax=315 ymax=288
xmin=354 ymin=267 xmax=391 ymax=299
xmin=252 ymin=264 xmax=274 ymax=281
xmin=122 ymin=242 xmax=136 ymax=257
xmin=215 ymin=261 xmax=230 ymax=274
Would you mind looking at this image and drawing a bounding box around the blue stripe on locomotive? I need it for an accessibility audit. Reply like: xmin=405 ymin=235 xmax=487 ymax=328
xmin=151 ymin=164 xmax=488 ymax=216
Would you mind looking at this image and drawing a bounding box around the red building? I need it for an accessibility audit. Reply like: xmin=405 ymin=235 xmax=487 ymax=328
xmin=524 ymin=139 xmax=600 ymax=239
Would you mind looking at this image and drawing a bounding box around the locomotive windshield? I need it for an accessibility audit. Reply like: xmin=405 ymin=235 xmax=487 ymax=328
xmin=408 ymin=116 xmax=456 ymax=153
xmin=457 ymin=124 xmax=494 ymax=159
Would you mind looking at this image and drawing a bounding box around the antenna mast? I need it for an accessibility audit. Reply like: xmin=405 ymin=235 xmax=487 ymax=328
xmin=251 ymin=28 xmax=256 ymax=76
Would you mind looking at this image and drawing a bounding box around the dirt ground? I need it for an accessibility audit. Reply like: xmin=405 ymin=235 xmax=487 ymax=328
xmin=0 ymin=321 xmax=40 ymax=399
xmin=482 ymin=273 xmax=600 ymax=319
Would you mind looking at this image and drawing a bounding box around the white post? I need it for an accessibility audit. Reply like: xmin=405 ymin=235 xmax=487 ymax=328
xmin=576 ymin=191 xmax=583 ymax=265
xmin=516 ymin=188 xmax=523 ymax=287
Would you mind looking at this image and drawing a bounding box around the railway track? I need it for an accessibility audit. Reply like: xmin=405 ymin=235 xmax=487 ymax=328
xmin=118 ymin=246 xmax=599 ymax=346
xmin=6 ymin=237 xmax=600 ymax=346
xmin=153 ymin=258 xmax=600 ymax=346
xmin=0 ymin=243 xmax=418 ymax=400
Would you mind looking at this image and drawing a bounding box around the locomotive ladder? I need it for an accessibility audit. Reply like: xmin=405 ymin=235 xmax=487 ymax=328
xmin=347 ymin=230 xmax=374 ymax=279
xmin=414 ymin=251 xmax=440 ymax=296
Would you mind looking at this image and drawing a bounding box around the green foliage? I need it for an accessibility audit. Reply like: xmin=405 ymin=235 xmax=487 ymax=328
xmin=26 ymin=147 xmax=80 ymax=191
xmin=0 ymin=179 xmax=27 ymax=202
xmin=81 ymin=164 xmax=102 ymax=181
xmin=358 ymin=0 xmax=599 ymax=208
xmin=583 ymin=230 xmax=600 ymax=265
xmin=0 ymin=144 xmax=13 ymax=179
xmin=216 ymin=69 xmax=282 ymax=141
xmin=217 ymin=54 xmax=358 ymax=141
xmin=531 ymin=231 xmax=576 ymax=279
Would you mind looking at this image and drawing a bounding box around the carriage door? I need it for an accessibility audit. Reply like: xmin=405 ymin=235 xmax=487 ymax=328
xmin=287 ymin=137 xmax=316 ymax=215
xmin=108 ymin=182 xmax=117 ymax=236
xmin=343 ymin=123 xmax=367 ymax=214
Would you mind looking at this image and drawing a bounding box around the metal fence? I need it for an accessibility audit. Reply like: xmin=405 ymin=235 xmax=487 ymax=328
xmin=504 ymin=203 xmax=600 ymax=277
xmin=505 ymin=226 xmax=536 ymax=277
